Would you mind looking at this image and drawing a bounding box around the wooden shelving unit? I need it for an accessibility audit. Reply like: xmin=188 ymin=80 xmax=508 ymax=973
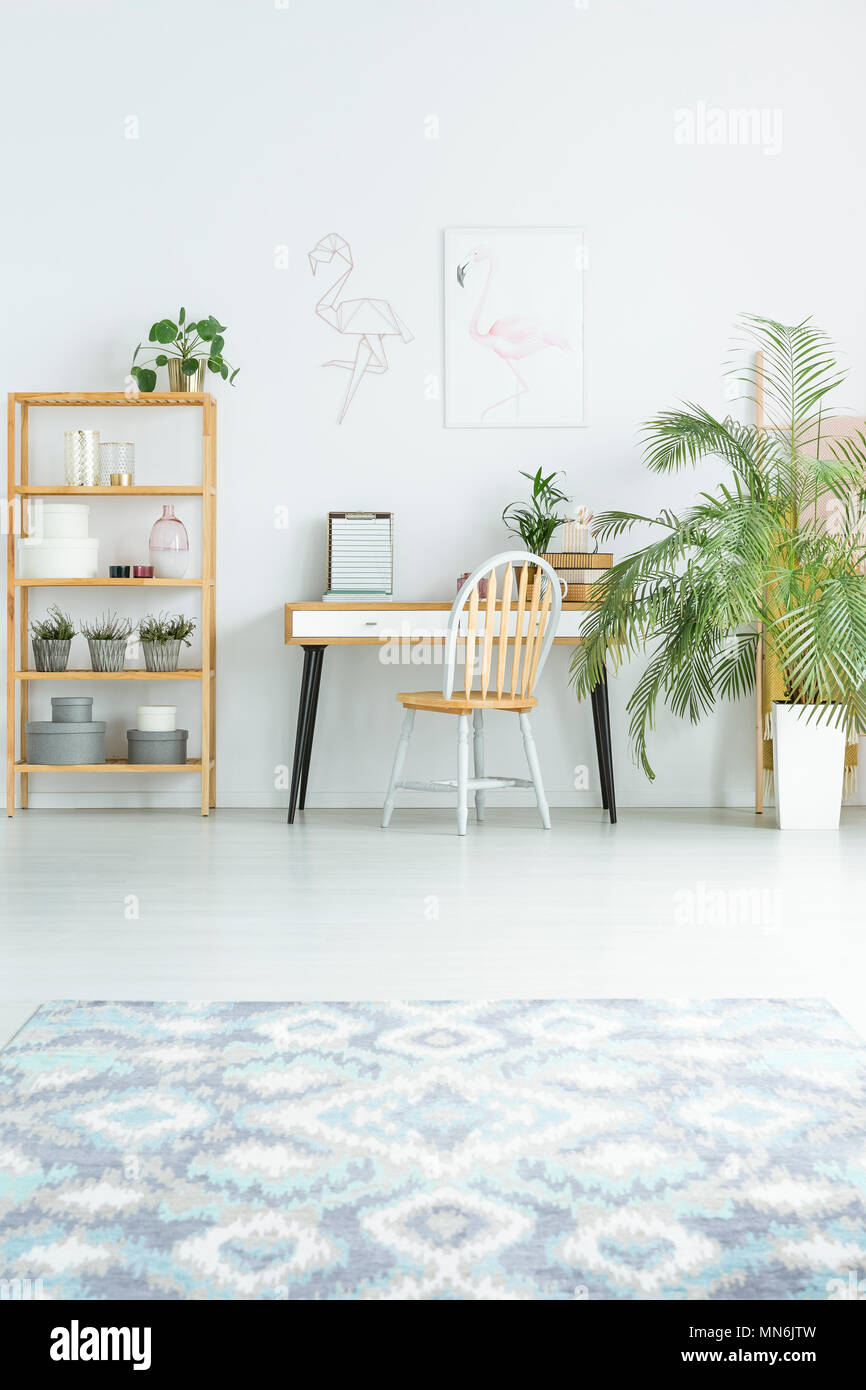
xmin=6 ymin=391 xmax=216 ymax=817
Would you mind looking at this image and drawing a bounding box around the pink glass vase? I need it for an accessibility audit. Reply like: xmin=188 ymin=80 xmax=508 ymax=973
xmin=148 ymin=504 xmax=189 ymax=579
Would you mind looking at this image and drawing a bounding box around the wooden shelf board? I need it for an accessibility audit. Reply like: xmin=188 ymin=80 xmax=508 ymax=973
xmin=15 ymin=578 xmax=203 ymax=587
xmin=15 ymin=758 xmax=204 ymax=772
xmin=15 ymin=669 xmax=203 ymax=681
xmin=12 ymin=393 xmax=213 ymax=407
xmin=17 ymin=485 xmax=202 ymax=496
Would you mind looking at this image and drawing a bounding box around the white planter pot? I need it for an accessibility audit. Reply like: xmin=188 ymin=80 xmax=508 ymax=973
xmin=772 ymin=701 xmax=846 ymax=830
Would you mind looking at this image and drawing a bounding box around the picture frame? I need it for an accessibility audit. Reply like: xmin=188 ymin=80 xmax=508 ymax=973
xmin=444 ymin=227 xmax=585 ymax=428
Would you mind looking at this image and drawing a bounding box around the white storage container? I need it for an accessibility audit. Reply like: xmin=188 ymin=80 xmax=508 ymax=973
xmin=38 ymin=503 xmax=90 ymax=540
xmin=136 ymin=704 xmax=178 ymax=731
xmin=17 ymin=537 xmax=99 ymax=579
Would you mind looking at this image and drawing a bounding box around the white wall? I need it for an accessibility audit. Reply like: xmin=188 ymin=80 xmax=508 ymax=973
xmin=3 ymin=0 xmax=866 ymax=809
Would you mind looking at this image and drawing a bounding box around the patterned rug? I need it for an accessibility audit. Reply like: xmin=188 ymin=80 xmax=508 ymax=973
xmin=1 ymin=999 xmax=865 ymax=1300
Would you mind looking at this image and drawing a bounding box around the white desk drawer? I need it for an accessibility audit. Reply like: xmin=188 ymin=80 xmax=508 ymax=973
xmin=290 ymin=608 xmax=584 ymax=642
xmin=291 ymin=609 xmax=452 ymax=640
xmin=554 ymin=613 xmax=583 ymax=639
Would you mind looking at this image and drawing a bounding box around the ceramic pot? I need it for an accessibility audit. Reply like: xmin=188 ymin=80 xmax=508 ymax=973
xmin=772 ymin=702 xmax=846 ymax=830
xmin=87 ymin=638 xmax=128 ymax=673
xmin=31 ymin=638 xmax=71 ymax=672
xmin=167 ymin=359 xmax=205 ymax=392
xmin=141 ymin=640 xmax=182 ymax=672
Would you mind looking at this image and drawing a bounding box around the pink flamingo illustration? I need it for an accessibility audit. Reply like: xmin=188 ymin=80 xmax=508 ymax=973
xmin=457 ymin=245 xmax=570 ymax=421
xmin=309 ymin=233 xmax=413 ymax=423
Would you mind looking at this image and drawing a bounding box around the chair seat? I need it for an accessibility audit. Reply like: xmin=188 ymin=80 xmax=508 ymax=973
xmin=396 ymin=689 xmax=537 ymax=714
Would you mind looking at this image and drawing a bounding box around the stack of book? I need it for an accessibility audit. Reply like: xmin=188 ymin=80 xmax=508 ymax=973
xmin=323 ymin=511 xmax=395 ymax=601
xmin=539 ymin=549 xmax=612 ymax=602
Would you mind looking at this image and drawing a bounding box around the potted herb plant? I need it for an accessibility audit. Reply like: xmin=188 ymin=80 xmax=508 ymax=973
xmin=570 ymin=314 xmax=866 ymax=830
xmin=30 ymin=605 xmax=75 ymax=672
xmin=81 ymin=613 xmax=133 ymax=672
xmin=130 ymin=308 xmax=240 ymax=393
xmin=502 ymin=468 xmax=570 ymax=560
xmin=138 ymin=612 xmax=196 ymax=672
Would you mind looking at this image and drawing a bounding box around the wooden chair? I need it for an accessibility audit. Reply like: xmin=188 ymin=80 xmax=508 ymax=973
xmin=382 ymin=551 xmax=564 ymax=835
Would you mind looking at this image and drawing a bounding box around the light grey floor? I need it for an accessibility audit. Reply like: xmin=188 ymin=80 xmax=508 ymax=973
xmin=2 ymin=806 xmax=865 ymax=1045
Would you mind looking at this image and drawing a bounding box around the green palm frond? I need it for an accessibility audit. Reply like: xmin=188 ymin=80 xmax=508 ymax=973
xmin=727 ymin=314 xmax=846 ymax=447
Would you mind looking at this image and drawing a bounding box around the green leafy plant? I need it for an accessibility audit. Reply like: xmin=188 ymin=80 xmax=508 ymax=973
xmin=80 ymin=613 xmax=133 ymax=642
xmin=139 ymin=612 xmax=196 ymax=646
xmin=570 ymin=314 xmax=866 ymax=778
xmin=130 ymin=307 xmax=240 ymax=393
xmin=30 ymin=605 xmax=75 ymax=641
xmin=502 ymin=468 xmax=570 ymax=553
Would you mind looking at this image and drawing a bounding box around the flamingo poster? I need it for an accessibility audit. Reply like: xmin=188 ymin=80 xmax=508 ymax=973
xmin=444 ymin=228 xmax=584 ymax=428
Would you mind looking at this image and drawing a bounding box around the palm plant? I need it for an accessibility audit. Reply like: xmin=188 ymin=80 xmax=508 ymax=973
xmin=570 ymin=315 xmax=866 ymax=778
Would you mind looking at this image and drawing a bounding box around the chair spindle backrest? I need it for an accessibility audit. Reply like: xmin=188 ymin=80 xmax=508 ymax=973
xmin=443 ymin=550 xmax=563 ymax=701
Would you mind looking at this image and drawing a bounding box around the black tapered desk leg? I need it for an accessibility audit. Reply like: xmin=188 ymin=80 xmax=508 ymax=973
xmin=288 ymin=645 xmax=324 ymax=824
xmin=596 ymin=663 xmax=617 ymax=824
xmin=590 ymin=684 xmax=610 ymax=810
xmin=298 ymin=646 xmax=324 ymax=810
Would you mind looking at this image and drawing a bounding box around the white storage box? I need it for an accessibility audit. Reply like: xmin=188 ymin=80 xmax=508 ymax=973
xmin=36 ymin=503 xmax=90 ymax=540
xmin=17 ymin=537 xmax=99 ymax=579
xmin=136 ymin=704 xmax=178 ymax=731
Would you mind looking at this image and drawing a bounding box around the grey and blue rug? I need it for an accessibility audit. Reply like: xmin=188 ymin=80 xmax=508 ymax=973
xmin=1 ymin=999 xmax=865 ymax=1300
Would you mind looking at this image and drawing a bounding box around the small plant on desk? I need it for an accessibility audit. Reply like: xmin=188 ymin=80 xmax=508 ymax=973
xmin=502 ymin=468 xmax=570 ymax=554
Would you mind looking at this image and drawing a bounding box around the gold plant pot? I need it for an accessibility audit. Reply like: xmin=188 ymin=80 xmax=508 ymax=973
xmin=167 ymin=359 xmax=206 ymax=392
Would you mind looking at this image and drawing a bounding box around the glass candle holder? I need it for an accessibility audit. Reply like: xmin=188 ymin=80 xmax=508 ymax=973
xmin=64 ymin=430 xmax=100 ymax=486
xmin=148 ymin=504 xmax=189 ymax=579
xmin=100 ymin=442 xmax=135 ymax=486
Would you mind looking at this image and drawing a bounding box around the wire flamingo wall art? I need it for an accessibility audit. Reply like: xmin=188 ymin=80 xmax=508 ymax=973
xmin=309 ymin=232 xmax=414 ymax=423
xmin=445 ymin=229 xmax=584 ymax=428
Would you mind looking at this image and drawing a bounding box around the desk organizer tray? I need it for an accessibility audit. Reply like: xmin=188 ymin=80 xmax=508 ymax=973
xmin=126 ymin=728 xmax=188 ymax=764
xmin=26 ymin=720 xmax=106 ymax=764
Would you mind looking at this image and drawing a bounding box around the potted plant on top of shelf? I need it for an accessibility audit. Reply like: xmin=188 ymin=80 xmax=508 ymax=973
xmin=129 ymin=307 xmax=240 ymax=393
xmin=569 ymin=313 xmax=866 ymax=830
xmin=30 ymin=605 xmax=75 ymax=672
xmin=138 ymin=612 xmax=197 ymax=672
xmin=502 ymin=468 xmax=571 ymax=562
xmin=81 ymin=613 xmax=133 ymax=672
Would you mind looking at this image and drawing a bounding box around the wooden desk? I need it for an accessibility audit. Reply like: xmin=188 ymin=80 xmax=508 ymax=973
xmin=284 ymin=600 xmax=616 ymax=825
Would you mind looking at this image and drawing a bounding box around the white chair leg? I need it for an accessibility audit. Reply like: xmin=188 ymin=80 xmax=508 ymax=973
xmin=519 ymin=711 xmax=551 ymax=829
xmin=456 ymin=713 xmax=470 ymax=835
xmin=472 ymin=709 xmax=485 ymax=822
xmin=382 ymin=709 xmax=415 ymax=828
